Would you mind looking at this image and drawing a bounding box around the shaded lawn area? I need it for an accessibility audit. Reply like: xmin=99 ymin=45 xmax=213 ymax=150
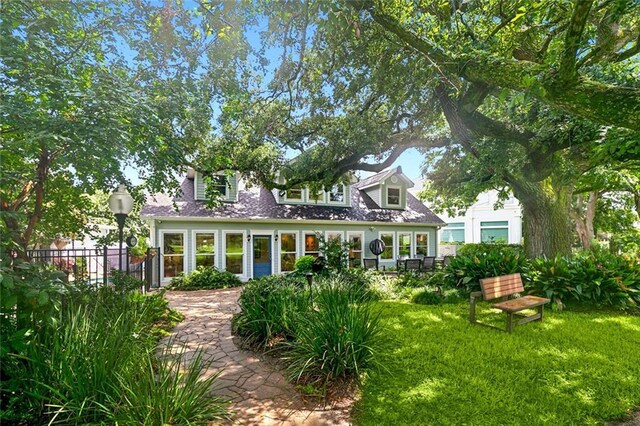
xmin=353 ymin=301 xmax=640 ymax=426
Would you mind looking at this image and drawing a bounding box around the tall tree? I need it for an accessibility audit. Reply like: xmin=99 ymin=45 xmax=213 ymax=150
xmin=0 ymin=0 xmax=234 ymax=255
xmin=205 ymin=0 xmax=639 ymax=257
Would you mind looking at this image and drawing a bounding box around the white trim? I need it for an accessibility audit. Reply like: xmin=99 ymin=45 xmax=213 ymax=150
xmin=194 ymin=172 xmax=202 ymax=200
xmin=378 ymin=231 xmax=396 ymax=260
xmin=222 ymin=230 xmax=248 ymax=279
xmin=249 ymin=229 xmax=275 ymax=279
xmin=141 ymin=216 xmax=445 ymax=228
xmin=277 ymin=230 xmax=299 ymax=274
xmin=385 ymin=185 xmax=403 ymax=208
xmin=347 ymin=231 xmax=364 ymax=268
xmin=191 ymin=229 xmax=217 ymax=270
xmin=283 ymin=187 xmax=305 ymax=203
xmin=159 ymin=229 xmax=187 ymax=283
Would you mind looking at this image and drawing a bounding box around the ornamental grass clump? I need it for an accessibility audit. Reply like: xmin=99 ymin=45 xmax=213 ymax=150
xmin=285 ymin=277 xmax=383 ymax=383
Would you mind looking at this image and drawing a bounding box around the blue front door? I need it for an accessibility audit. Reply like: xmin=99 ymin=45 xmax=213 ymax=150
xmin=253 ymin=236 xmax=272 ymax=278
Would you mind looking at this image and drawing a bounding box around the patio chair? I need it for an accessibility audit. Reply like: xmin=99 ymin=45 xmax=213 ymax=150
xmin=363 ymin=258 xmax=379 ymax=270
xmin=405 ymin=258 xmax=422 ymax=273
xmin=421 ymin=256 xmax=436 ymax=273
xmin=443 ymin=255 xmax=454 ymax=267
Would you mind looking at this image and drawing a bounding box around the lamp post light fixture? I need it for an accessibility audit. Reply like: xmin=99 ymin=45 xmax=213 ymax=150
xmin=108 ymin=184 xmax=134 ymax=270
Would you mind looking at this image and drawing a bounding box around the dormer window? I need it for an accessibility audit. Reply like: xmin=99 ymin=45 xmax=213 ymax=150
xmin=212 ymin=176 xmax=227 ymax=196
xmin=387 ymin=187 xmax=401 ymax=206
xmin=285 ymin=187 xmax=303 ymax=201
xmin=309 ymin=189 xmax=325 ymax=203
xmin=329 ymin=185 xmax=345 ymax=203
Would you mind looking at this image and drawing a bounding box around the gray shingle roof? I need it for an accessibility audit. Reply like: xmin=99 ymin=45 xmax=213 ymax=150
xmin=142 ymin=177 xmax=444 ymax=225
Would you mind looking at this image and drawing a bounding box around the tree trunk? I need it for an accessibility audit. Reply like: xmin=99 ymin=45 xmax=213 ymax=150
xmin=572 ymin=192 xmax=598 ymax=249
xmin=510 ymin=179 xmax=573 ymax=258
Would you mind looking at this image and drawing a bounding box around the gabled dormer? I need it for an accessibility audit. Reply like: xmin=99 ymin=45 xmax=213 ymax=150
xmin=356 ymin=166 xmax=414 ymax=210
xmin=192 ymin=169 xmax=238 ymax=202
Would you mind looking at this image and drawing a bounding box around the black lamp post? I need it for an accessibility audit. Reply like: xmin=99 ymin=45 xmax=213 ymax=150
xmin=108 ymin=184 xmax=134 ymax=270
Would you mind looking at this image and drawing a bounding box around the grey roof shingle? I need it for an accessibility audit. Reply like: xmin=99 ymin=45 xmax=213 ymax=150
xmin=142 ymin=177 xmax=444 ymax=225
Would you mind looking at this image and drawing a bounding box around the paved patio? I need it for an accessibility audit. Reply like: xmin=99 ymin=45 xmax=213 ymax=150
xmin=163 ymin=288 xmax=351 ymax=425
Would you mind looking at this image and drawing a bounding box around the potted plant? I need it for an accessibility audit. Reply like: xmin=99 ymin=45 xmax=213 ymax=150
xmin=129 ymin=238 xmax=149 ymax=264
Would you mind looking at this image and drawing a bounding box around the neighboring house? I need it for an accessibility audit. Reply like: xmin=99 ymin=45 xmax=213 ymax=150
xmin=142 ymin=167 xmax=445 ymax=283
xmin=415 ymin=187 xmax=523 ymax=256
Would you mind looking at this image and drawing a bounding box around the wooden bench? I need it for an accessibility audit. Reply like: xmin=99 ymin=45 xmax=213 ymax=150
xmin=469 ymin=273 xmax=550 ymax=333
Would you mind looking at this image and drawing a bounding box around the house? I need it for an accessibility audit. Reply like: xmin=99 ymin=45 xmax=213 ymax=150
xmin=412 ymin=184 xmax=523 ymax=256
xmin=141 ymin=167 xmax=445 ymax=283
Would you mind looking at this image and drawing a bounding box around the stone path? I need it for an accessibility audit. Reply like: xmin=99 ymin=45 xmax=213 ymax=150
xmin=163 ymin=288 xmax=351 ymax=425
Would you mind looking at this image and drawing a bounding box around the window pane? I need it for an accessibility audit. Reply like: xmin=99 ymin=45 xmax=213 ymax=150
xmin=388 ymin=188 xmax=400 ymax=205
xmin=481 ymin=228 xmax=508 ymax=243
xmin=195 ymin=233 xmax=214 ymax=254
xmin=446 ymin=222 xmax=465 ymax=228
xmin=286 ymin=188 xmax=302 ymax=200
xmin=226 ymin=233 xmax=243 ymax=254
xmin=305 ymin=234 xmax=318 ymax=252
xmin=329 ymin=185 xmax=344 ymax=202
xmin=163 ymin=255 xmax=183 ymax=277
xmin=309 ymin=190 xmax=324 ymax=202
xmin=416 ymin=233 xmax=429 ymax=256
xmin=480 ymin=221 xmax=508 ymax=227
xmin=381 ymin=233 xmax=394 ymax=259
xmin=327 ymin=232 xmax=342 ymax=242
xmin=281 ymin=253 xmax=296 ymax=272
xmin=281 ymin=233 xmax=296 ymax=252
xmin=226 ymin=255 xmax=243 ymax=274
xmin=442 ymin=229 xmax=465 ymax=243
xmin=398 ymin=233 xmax=411 ymax=257
xmin=195 ymin=255 xmax=214 ymax=268
xmin=163 ymin=233 xmax=184 ymax=255
xmin=212 ymin=176 xmax=227 ymax=196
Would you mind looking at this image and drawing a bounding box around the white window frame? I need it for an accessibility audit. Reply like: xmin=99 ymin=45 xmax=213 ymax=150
xmin=378 ymin=231 xmax=395 ymax=260
xmin=386 ymin=186 xmax=403 ymax=207
xmin=191 ymin=230 xmax=217 ymax=270
xmin=278 ymin=230 xmax=299 ymax=274
xmin=397 ymin=232 xmax=413 ymax=258
xmin=480 ymin=221 xmax=509 ymax=243
xmin=325 ymin=230 xmax=344 ymax=242
xmin=415 ymin=232 xmax=429 ymax=257
xmin=160 ymin=230 xmax=187 ymax=282
xmin=308 ymin=188 xmax=326 ymax=204
xmin=441 ymin=222 xmax=465 ymax=244
xmin=222 ymin=230 xmax=247 ymax=278
xmin=303 ymin=231 xmax=321 ymax=257
xmin=284 ymin=187 xmax=305 ymax=202
xmin=347 ymin=231 xmax=364 ymax=268
xmin=248 ymin=229 xmax=276 ymax=279
xmin=328 ymin=184 xmax=346 ymax=204
xmin=210 ymin=174 xmax=229 ymax=198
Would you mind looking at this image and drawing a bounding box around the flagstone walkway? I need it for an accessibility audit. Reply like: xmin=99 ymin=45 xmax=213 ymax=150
xmin=164 ymin=288 xmax=351 ymax=425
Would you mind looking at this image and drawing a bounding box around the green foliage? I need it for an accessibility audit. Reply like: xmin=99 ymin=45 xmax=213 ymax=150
xmin=110 ymin=269 xmax=145 ymax=293
xmin=233 ymin=272 xmax=383 ymax=384
xmin=0 ymin=279 xmax=218 ymax=425
xmin=396 ymin=271 xmax=428 ymax=288
xmin=285 ymin=279 xmax=383 ymax=383
xmin=105 ymin=341 xmax=229 ymax=425
xmin=318 ymin=235 xmax=352 ymax=272
xmin=443 ymin=244 xmax=530 ymax=292
xmin=411 ymin=290 xmax=443 ymax=305
xmin=294 ymin=255 xmax=316 ymax=273
xmin=528 ymin=248 xmax=640 ymax=310
xmin=168 ymin=266 xmax=242 ymax=291
xmin=232 ymin=274 xmax=308 ymax=347
xmin=354 ymin=302 xmax=640 ymax=425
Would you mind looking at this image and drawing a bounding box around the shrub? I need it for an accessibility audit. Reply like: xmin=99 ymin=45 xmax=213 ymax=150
xmin=111 ymin=269 xmax=145 ymax=293
xmin=411 ymin=289 xmax=443 ymax=305
xmin=294 ymin=255 xmax=315 ymax=273
xmin=444 ymin=243 xmax=530 ymax=292
xmin=285 ymin=280 xmax=383 ymax=383
xmin=232 ymin=274 xmax=309 ymax=347
xmin=396 ymin=271 xmax=428 ymax=288
xmin=527 ymin=248 xmax=640 ymax=310
xmin=168 ymin=266 xmax=242 ymax=290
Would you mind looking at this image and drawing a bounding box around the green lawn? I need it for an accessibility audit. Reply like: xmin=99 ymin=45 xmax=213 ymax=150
xmin=353 ymin=301 xmax=640 ymax=426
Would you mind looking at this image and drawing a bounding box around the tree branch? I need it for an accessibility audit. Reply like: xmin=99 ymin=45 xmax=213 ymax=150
xmin=558 ymin=0 xmax=594 ymax=84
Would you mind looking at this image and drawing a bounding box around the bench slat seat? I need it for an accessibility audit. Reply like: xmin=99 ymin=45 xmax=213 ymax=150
xmin=491 ymin=295 xmax=550 ymax=313
xmin=470 ymin=273 xmax=550 ymax=333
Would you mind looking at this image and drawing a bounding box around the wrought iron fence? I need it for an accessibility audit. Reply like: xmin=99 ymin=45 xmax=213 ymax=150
xmin=27 ymin=247 xmax=161 ymax=291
